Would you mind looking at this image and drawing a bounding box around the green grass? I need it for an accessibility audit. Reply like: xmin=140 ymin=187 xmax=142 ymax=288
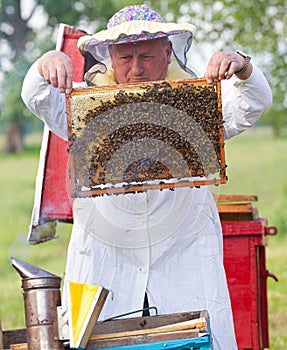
xmin=221 ymin=127 xmax=287 ymax=234
xmin=0 ymin=134 xmax=71 ymax=328
xmin=0 ymin=128 xmax=286 ymax=349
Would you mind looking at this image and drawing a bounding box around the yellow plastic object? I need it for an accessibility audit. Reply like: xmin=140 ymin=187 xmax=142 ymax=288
xmin=68 ymin=282 xmax=109 ymax=349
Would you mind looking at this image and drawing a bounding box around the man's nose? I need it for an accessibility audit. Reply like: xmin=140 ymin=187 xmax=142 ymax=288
xmin=130 ymin=57 xmax=144 ymax=75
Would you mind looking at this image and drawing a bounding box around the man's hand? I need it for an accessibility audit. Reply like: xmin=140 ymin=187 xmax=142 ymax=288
xmin=37 ymin=50 xmax=74 ymax=93
xmin=205 ymin=51 xmax=252 ymax=83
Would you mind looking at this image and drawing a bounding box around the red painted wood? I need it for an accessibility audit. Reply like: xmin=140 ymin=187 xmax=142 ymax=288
xmin=40 ymin=132 xmax=72 ymax=221
xmin=257 ymin=246 xmax=269 ymax=349
xmin=222 ymin=219 xmax=269 ymax=350
xmin=221 ymin=219 xmax=267 ymax=237
xmin=39 ymin=27 xmax=87 ymax=223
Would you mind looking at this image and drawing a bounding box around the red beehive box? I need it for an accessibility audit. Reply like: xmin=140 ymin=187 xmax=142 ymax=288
xmin=218 ymin=194 xmax=277 ymax=350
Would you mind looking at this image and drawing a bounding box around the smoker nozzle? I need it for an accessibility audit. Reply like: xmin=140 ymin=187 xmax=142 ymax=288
xmin=10 ymin=256 xmax=59 ymax=279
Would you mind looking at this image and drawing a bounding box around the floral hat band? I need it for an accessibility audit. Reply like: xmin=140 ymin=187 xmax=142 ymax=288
xmin=107 ymin=4 xmax=164 ymax=28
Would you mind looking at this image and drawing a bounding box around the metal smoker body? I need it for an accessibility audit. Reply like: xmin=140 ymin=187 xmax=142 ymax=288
xmin=11 ymin=257 xmax=64 ymax=350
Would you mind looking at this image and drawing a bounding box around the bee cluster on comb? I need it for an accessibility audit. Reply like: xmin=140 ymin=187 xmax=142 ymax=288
xmin=66 ymin=78 xmax=227 ymax=196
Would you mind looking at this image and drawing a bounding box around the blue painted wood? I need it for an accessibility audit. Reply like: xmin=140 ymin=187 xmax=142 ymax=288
xmin=88 ymin=334 xmax=212 ymax=350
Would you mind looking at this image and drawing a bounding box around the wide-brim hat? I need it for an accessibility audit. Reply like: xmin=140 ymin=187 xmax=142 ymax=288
xmin=78 ymin=4 xmax=197 ymax=76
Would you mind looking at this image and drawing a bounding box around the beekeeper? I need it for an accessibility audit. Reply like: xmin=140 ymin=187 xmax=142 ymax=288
xmin=21 ymin=4 xmax=272 ymax=349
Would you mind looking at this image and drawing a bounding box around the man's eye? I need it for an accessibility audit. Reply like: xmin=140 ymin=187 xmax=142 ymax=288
xmin=121 ymin=56 xmax=131 ymax=62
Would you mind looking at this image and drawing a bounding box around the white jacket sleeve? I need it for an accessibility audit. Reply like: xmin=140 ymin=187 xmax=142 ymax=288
xmin=21 ymin=61 xmax=69 ymax=140
xmin=222 ymin=65 xmax=272 ymax=140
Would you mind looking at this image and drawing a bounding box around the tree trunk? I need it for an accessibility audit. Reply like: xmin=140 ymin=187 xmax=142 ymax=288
xmin=3 ymin=122 xmax=24 ymax=153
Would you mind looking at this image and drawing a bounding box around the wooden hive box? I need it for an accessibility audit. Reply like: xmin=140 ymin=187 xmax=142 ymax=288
xmin=86 ymin=310 xmax=212 ymax=349
xmin=217 ymin=194 xmax=278 ymax=349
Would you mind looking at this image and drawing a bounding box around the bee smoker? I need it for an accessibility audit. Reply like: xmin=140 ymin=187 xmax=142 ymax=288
xmin=11 ymin=257 xmax=64 ymax=350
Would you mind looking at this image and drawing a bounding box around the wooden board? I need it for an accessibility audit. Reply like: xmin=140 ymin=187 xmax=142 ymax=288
xmin=66 ymin=78 xmax=226 ymax=197
xmin=215 ymin=194 xmax=258 ymax=203
xmin=215 ymin=194 xmax=259 ymax=221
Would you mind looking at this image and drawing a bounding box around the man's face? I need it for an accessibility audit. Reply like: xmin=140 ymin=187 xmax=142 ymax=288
xmin=109 ymin=38 xmax=172 ymax=84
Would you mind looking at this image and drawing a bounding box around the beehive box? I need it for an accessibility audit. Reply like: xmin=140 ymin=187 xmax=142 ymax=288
xmin=87 ymin=310 xmax=212 ymax=349
xmin=66 ymin=78 xmax=226 ymax=197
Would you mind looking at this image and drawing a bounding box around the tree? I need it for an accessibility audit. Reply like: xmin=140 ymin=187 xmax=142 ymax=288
xmin=0 ymin=0 xmax=119 ymax=152
xmin=148 ymin=0 xmax=287 ymax=135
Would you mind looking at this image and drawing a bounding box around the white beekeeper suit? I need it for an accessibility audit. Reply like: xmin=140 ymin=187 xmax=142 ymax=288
xmin=21 ymin=5 xmax=272 ymax=350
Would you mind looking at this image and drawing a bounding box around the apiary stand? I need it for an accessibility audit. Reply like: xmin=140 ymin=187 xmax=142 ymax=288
xmin=217 ymin=194 xmax=278 ymax=350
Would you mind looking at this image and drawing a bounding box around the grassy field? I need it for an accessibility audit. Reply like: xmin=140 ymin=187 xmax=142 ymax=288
xmin=0 ymin=128 xmax=286 ymax=348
